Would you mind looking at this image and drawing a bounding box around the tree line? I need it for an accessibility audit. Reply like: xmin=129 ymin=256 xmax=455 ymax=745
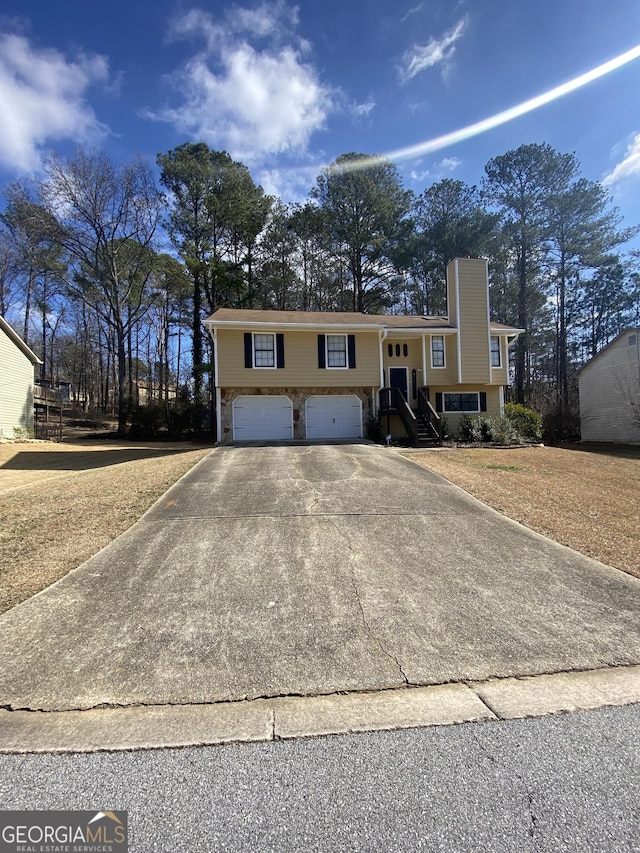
xmin=0 ymin=142 xmax=638 ymax=438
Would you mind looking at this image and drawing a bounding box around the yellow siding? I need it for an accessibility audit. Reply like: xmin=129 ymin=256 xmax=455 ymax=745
xmin=425 ymin=335 xmax=458 ymax=385
xmin=216 ymin=328 xmax=381 ymax=388
xmin=490 ymin=337 xmax=509 ymax=386
xmin=455 ymin=259 xmax=491 ymax=383
xmin=0 ymin=328 xmax=35 ymax=435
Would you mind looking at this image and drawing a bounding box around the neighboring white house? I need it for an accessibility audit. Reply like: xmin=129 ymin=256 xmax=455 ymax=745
xmin=579 ymin=328 xmax=640 ymax=444
xmin=0 ymin=316 xmax=41 ymax=437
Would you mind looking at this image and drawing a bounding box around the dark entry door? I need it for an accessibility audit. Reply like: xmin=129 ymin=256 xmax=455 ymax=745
xmin=389 ymin=367 xmax=408 ymax=401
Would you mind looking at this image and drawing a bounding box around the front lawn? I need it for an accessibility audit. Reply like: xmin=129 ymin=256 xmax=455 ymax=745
xmin=407 ymin=444 xmax=640 ymax=579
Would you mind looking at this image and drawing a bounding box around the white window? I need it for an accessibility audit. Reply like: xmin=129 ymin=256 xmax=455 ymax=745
xmin=431 ymin=335 xmax=445 ymax=368
xmin=253 ymin=333 xmax=275 ymax=368
xmin=444 ymin=393 xmax=480 ymax=413
xmin=490 ymin=336 xmax=501 ymax=367
xmin=326 ymin=334 xmax=347 ymax=368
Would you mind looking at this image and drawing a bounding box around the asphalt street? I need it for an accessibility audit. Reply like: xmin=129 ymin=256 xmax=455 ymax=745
xmin=1 ymin=704 xmax=639 ymax=852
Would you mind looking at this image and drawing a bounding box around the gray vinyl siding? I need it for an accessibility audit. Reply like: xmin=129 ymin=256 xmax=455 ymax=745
xmin=579 ymin=331 xmax=640 ymax=443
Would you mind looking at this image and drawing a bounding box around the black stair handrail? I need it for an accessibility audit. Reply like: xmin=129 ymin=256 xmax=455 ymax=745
xmin=379 ymin=386 xmax=417 ymax=445
xmin=417 ymin=388 xmax=443 ymax=443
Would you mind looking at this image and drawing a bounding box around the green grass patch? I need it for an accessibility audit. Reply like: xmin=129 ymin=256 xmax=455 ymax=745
xmin=480 ymin=464 xmax=523 ymax=472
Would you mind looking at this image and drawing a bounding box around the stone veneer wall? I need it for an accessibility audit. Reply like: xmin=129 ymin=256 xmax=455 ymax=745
xmin=220 ymin=387 xmax=375 ymax=441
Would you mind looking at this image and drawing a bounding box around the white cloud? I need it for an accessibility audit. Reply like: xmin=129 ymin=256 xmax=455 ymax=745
xmin=353 ymin=97 xmax=376 ymax=117
xmin=257 ymin=164 xmax=320 ymax=204
xmin=439 ymin=156 xmax=461 ymax=171
xmin=399 ymin=15 xmax=468 ymax=83
xmin=153 ymin=4 xmax=334 ymax=164
xmin=407 ymin=155 xmax=461 ymax=184
xmin=0 ymin=33 xmax=109 ymax=173
xmin=401 ymin=4 xmax=424 ymax=23
xmin=168 ymin=1 xmax=298 ymax=45
xmin=603 ymin=132 xmax=640 ymax=186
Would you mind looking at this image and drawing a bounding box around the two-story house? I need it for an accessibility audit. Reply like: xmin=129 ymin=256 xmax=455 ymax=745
xmin=205 ymin=257 xmax=522 ymax=444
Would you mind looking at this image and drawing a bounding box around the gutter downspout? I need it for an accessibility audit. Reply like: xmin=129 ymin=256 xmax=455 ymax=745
xmin=378 ymin=328 xmax=388 ymax=412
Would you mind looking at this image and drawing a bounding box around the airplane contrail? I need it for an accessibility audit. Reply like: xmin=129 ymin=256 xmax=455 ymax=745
xmin=331 ymin=43 xmax=640 ymax=172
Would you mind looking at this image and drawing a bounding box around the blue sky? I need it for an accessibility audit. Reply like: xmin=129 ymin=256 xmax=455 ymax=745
xmin=1 ymin=0 xmax=640 ymax=232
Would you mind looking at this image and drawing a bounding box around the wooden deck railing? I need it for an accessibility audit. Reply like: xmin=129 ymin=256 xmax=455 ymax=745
xmin=34 ymin=422 xmax=63 ymax=441
xmin=33 ymin=386 xmax=63 ymax=406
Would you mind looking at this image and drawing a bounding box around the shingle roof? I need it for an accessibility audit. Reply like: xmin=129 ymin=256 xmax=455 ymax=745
xmin=205 ymin=308 xmax=521 ymax=333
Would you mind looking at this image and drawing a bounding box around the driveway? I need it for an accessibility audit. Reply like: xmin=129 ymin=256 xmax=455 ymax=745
xmin=0 ymin=443 xmax=639 ymax=712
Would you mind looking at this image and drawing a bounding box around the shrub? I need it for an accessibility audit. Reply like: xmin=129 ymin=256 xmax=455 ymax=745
xmin=504 ymin=403 xmax=542 ymax=440
xmin=12 ymin=427 xmax=33 ymax=440
xmin=457 ymin=413 xmax=482 ymax=442
xmin=365 ymin=406 xmax=384 ymax=443
xmin=493 ymin=417 xmax=522 ymax=445
xmin=457 ymin=413 xmax=523 ymax=445
xmin=128 ymin=403 xmax=167 ymax=439
xmin=479 ymin=416 xmax=496 ymax=443
xmin=542 ymin=407 xmax=581 ymax=444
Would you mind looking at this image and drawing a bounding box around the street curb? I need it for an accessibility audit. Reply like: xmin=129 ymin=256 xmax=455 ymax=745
xmin=1 ymin=665 xmax=639 ymax=754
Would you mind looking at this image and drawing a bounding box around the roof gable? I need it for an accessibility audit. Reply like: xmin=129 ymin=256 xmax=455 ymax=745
xmin=578 ymin=327 xmax=640 ymax=374
xmin=0 ymin=316 xmax=41 ymax=364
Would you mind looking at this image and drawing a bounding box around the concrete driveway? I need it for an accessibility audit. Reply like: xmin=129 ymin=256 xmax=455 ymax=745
xmin=1 ymin=443 xmax=639 ymax=713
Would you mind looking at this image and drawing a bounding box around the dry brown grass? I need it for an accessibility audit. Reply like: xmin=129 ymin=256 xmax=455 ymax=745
xmin=0 ymin=439 xmax=213 ymax=613
xmin=407 ymin=444 xmax=640 ymax=579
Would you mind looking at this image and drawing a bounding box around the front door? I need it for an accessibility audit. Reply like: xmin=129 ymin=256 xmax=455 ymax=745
xmin=389 ymin=367 xmax=409 ymax=402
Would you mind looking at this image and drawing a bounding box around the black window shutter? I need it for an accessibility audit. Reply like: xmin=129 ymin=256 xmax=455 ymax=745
xmin=318 ymin=334 xmax=326 ymax=368
xmin=244 ymin=333 xmax=253 ymax=368
xmin=348 ymin=335 xmax=356 ymax=369
xmin=276 ymin=333 xmax=285 ymax=369
xmin=435 ymin=392 xmax=443 ymax=413
xmin=480 ymin=392 xmax=487 ymax=412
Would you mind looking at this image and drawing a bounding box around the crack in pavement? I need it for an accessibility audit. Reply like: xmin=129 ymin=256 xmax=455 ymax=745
xmin=328 ymin=518 xmax=410 ymax=688
xmin=470 ymin=728 xmax=500 ymax=765
xmin=2 ymin=663 xmax=640 ymax=721
xmin=526 ymin=790 xmax=542 ymax=849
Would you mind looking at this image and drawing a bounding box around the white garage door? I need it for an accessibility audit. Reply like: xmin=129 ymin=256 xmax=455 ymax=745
xmin=305 ymin=395 xmax=362 ymax=439
xmin=232 ymin=395 xmax=293 ymax=440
